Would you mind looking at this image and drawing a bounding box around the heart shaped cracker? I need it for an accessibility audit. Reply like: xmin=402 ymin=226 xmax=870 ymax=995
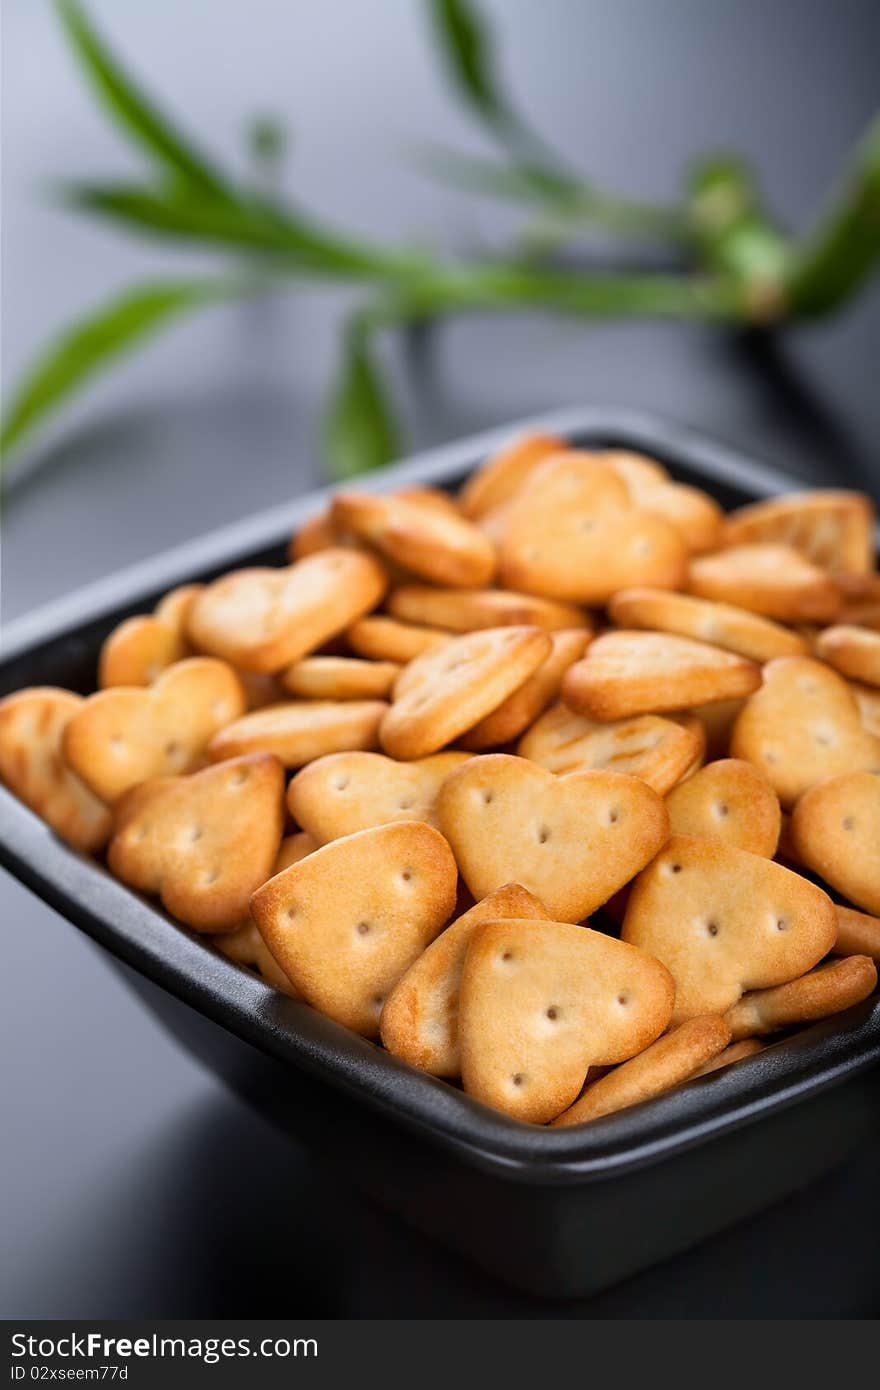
xmin=458 ymin=919 xmax=674 ymax=1123
xmin=187 ymin=549 xmax=387 ymax=672
xmin=608 ymin=587 xmax=807 ymax=663
xmin=791 ymin=770 xmax=880 ymax=915
xmin=722 ymin=956 xmax=877 ymax=1039
xmin=816 ymin=625 xmax=880 ymax=687
xmin=730 ymin=656 xmax=880 ymax=807
xmin=287 ymin=749 xmax=471 ymax=842
xmin=603 ymin=451 xmax=723 ymax=553
xmin=553 ymin=1015 xmax=732 ymax=1127
xmin=622 ymin=834 xmax=836 ymax=1023
xmin=437 ymin=753 xmax=670 ymax=921
xmin=380 ymin=883 xmax=551 ymax=1077
xmin=332 ymin=490 xmax=496 ymax=588
xmin=63 ymin=658 xmax=247 ymax=802
xmin=458 ymin=431 xmax=564 ymax=518
xmin=280 ymin=656 xmax=401 ymax=701
xmin=499 ymin=453 xmax=688 ymax=603
xmin=0 ymin=688 xmax=113 ymax=852
xmin=387 ymin=584 xmax=586 ymax=633
xmin=688 ymin=543 xmax=840 ymax=621
xmin=107 ymin=753 xmax=285 ymax=931
xmin=665 ymin=758 xmax=781 ymax=857
xmin=722 ymin=490 xmax=875 ymax=575
xmin=380 ymin=626 xmax=551 ymax=760
xmin=250 ymin=821 xmax=458 ymax=1037
xmin=98 ymin=584 xmax=203 ymax=688
xmin=519 ymin=703 xmax=704 ymax=793
xmin=562 ymin=630 xmax=761 ymax=721
xmin=214 ymin=832 xmax=317 ymax=993
xmin=208 ymin=700 xmax=386 ymax=768
xmin=347 ymin=616 xmax=449 ymax=663
xmin=459 ymin=628 xmax=591 ymax=750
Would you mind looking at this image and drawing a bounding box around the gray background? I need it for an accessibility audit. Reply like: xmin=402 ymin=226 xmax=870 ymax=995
xmin=2 ymin=0 xmax=879 ymax=1316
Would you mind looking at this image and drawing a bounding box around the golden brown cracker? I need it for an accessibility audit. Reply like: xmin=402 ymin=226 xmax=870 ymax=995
xmin=250 ymin=821 xmax=458 ymax=1037
xmin=0 ymin=688 xmax=113 ymax=852
xmin=622 ymin=834 xmax=836 ymax=1023
xmin=208 ymin=699 xmax=387 ymax=769
xmin=665 ymin=758 xmax=781 ymax=857
xmin=562 ymin=630 xmax=761 ymax=721
xmin=437 ymin=753 xmax=670 ymax=922
xmin=287 ymin=749 xmax=470 ymax=842
xmin=107 ymin=753 xmax=285 ymax=932
xmin=459 ymin=919 xmax=675 ymax=1123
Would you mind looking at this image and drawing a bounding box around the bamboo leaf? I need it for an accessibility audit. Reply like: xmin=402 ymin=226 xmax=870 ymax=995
xmin=322 ymin=319 xmax=402 ymax=479
xmin=61 ymin=181 xmax=412 ymax=278
xmin=427 ymin=0 xmax=511 ymax=130
xmin=56 ymin=0 xmax=230 ymax=196
xmin=787 ymin=115 xmax=880 ymax=316
xmin=1 ymin=278 xmax=251 ymax=466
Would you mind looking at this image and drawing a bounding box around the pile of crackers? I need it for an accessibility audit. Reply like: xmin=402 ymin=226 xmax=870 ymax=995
xmin=2 ymin=433 xmax=879 ymax=1126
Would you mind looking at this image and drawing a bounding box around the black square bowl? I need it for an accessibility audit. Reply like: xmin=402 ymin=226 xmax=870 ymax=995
xmin=2 ymin=408 xmax=879 ymax=1298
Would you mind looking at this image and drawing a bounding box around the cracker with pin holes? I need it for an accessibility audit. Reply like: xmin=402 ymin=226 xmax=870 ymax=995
xmin=722 ymin=490 xmax=875 ymax=576
xmin=459 ymin=629 xmax=591 ymax=750
xmin=380 ymin=626 xmax=551 ymax=760
xmin=790 ymin=770 xmax=880 ymax=915
xmin=387 ymin=584 xmax=586 ymax=633
xmin=437 ymin=753 xmax=669 ymax=921
xmin=98 ymin=584 xmax=204 ymax=688
xmin=380 ymin=883 xmax=551 ymax=1077
xmin=208 ymin=699 xmax=386 ymax=769
xmin=665 ymin=758 xmax=781 ymax=857
xmin=602 ymin=451 xmax=723 ymax=554
xmin=187 ymin=549 xmax=387 ymax=673
xmin=553 ymin=1016 xmax=732 ymax=1127
xmin=833 ymin=905 xmax=880 ymax=960
xmin=281 ymin=656 xmax=400 ymax=701
xmin=0 ymin=688 xmax=113 ymax=852
xmin=250 ymin=821 xmax=458 ymax=1037
xmin=518 ymin=703 xmax=704 ymax=794
xmin=288 ymin=749 xmax=471 ymax=842
xmin=331 ymin=490 xmax=496 ymax=588
xmin=213 ymin=832 xmax=317 ymax=993
xmin=458 ymin=430 xmax=565 ymax=519
xmin=816 ymin=625 xmax=880 ymax=688
xmin=730 ymin=656 xmax=880 ymax=807
xmin=498 ymin=452 xmax=688 ymax=603
xmin=107 ymin=753 xmax=285 ymax=932
xmin=688 ymin=543 xmax=840 ymax=622
xmin=621 ymin=834 xmax=836 ymax=1023
xmin=608 ymin=587 xmax=807 ymax=663
xmin=458 ymin=919 xmax=674 ymax=1123
xmin=562 ymin=630 xmax=760 ymax=722
xmin=722 ymin=956 xmax=877 ymax=1039
xmin=63 ymin=658 xmax=247 ymax=802
xmin=346 ymin=615 xmax=449 ymax=663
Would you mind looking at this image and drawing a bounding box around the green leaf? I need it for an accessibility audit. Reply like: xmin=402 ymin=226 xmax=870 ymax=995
xmin=1 ymin=278 xmax=249 ymax=466
xmin=787 ymin=115 xmax=880 ymax=317
xmin=55 ymin=0 xmax=230 ymax=197
xmin=427 ymin=0 xmax=510 ymax=129
xmin=322 ymin=319 xmax=402 ymax=479
xmin=61 ymin=181 xmax=411 ymax=278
